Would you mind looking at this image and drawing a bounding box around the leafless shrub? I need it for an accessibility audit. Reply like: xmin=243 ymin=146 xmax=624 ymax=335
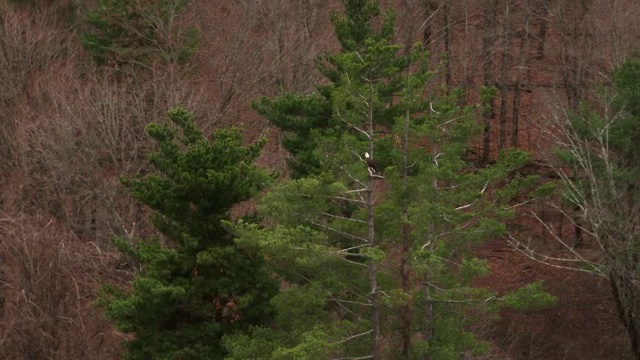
xmin=0 ymin=2 xmax=80 ymax=178
xmin=0 ymin=213 xmax=122 ymax=360
xmin=3 ymin=62 xmax=213 ymax=244
xmin=0 ymin=3 xmax=78 ymax=103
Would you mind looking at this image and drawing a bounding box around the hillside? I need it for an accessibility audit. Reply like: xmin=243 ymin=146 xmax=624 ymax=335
xmin=1 ymin=0 xmax=639 ymax=359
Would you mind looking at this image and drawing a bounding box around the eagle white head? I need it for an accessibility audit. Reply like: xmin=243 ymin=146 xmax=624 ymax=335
xmin=364 ymin=152 xmax=378 ymax=173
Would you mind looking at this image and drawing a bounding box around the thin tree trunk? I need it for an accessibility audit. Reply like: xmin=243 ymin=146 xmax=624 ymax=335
xmin=610 ymin=270 xmax=640 ymax=360
xmin=498 ymin=0 xmax=511 ymax=151
xmin=481 ymin=0 xmax=499 ymax=163
xmin=368 ymin=185 xmax=380 ymax=360
xmin=511 ymin=0 xmax=532 ymax=148
xmin=421 ymin=140 xmax=438 ymax=359
xmin=443 ymin=0 xmax=452 ymax=89
xmin=422 ymin=0 xmax=438 ymax=51
xmin=367 ymin=80 xmax=381 ymax=360
xmin=423 ymin=284 xmax=433 ymax=345
xmin=400 ymin=107 xmax=411 ymax=358
xmin=573 ymin=203 xmax=583 ymax=247
xmin=458 ymin=1 xmax=472 ymax=107
xmin=511 ymin=85 xmax=522 ymax=148
xmin=421 ymin=99 xmax=440 ymax=358
xmin=559 ymin=0 xmax=593 ymax=111
xmin=535 ymin=0 xmax=549 ymax=59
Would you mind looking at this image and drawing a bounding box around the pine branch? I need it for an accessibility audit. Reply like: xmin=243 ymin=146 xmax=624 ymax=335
xmin=322 ymin=212 xmax=367 ymax=224
xmin=307 ymin=220 xmax=369 ymax=243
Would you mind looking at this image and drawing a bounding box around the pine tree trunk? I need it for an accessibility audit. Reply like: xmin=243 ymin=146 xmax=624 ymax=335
xmin=367 ymin=81 xmax=381 ymax=360
xmin=423 ymin=284 xmax=434 ymax=358
xmin=368 ymin=194 xmax=380 ymax=360
xmin=443 ymin=0 xmax=452 ymax=89
xmin=421 ymin=141 xmax=439 ymax=359
xmin=400 ymin=108 xmax=411 ymax=358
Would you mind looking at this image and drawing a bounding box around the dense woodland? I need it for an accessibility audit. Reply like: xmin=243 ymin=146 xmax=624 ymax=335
xmin=1 ymin=0 xmax=640 ymax=359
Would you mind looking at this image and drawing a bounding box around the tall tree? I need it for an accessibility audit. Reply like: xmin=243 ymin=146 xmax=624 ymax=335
xmin=377 ymin=50 xmax=554 ymax=359
xmin=481 ymin=0 xmax=499 ymax=162
xmin=498 ymin=0 xmax=513 ymax=151
xmin=225 ymin=2 xmax=555 ymax=358
xmin=556 ymin=0 xmax=595 ymax=111
xmin=227 ymin=2 xmax=406 ymax=357
xmin=252 ymin=0 xmax=401 ymax=179
xmin=511 ymin=0 xmax=534 ymax=149
xmin=98 ymin=106 xmax=277 ymax=359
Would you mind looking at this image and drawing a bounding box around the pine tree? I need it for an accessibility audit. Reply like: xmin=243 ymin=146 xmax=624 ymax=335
xmin=226 ymin=2 xmax=406 ymax=357
xmin=97 ymin=106 xmax=278 ymax=360
xmin=377 ymin=55 xmax=553 ymax=357
xmin=82 ymin=0 xmax=198 ymax=66
xmin=224 ymin=2 xmax=555 ymax=359
xmin=252 ymin=0 xmax=402 ymax=179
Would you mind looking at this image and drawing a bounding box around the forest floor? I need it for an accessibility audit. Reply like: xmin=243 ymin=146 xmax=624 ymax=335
xmin=475 ymin=238 xmax=632 ymax=359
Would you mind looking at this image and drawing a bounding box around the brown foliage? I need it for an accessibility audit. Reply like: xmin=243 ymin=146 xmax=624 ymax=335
xmin=2 ymin=0 xmax=640 ymax=358
xmin=0 ymin=2 xmax=79 ymax=176
xmin=0 ymin=213 xmax=123 ymax=359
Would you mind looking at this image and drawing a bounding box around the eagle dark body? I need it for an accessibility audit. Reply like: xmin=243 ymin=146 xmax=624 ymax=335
xmin=366 ymin=158 xmax=378 ymax=172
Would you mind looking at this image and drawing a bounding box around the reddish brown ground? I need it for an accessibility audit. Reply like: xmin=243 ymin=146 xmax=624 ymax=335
xmin=476 ymin=237 xmax=632 ymax=359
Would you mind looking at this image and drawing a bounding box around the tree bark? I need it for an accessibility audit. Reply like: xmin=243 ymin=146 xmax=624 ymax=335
xmin=534 ymin=0 xmax=549 ymax=59
xmin=610 ymin=269 xmax=640 ymax=360
xmin=481 ymin=0 xmax=499 ymax=163
xmin=367 ymin=80 xmax=381 ymax=360
xmin=422 ymin=129 xmax=439 ymax=358
xmin=558 ymin=0 xmax=594 ymax=111
xmin=400 ymin=107 xmax=411 ymax=358
xmin=422 ymin=0 xmax=438 ymax=51
xmin=423 ymin=284 xmax=433 ymax=357
xmin=443 ymin=0 xmax=452 ymax=89
xmin=498 ymin=0 xmax=512 ymax=151
xmin=511 ymin=0 xmax=533 ymax=148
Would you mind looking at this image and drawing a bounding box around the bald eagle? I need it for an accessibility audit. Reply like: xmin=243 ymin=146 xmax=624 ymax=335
xmin=365 ymin=152 xmax=378 ymax=173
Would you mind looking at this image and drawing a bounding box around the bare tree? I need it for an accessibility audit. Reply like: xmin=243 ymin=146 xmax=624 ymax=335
xmin=510 ymin=80 xmax=640 ymax=358
xmin=0 ymin=213 xmax=123 ymax=359
xmin=554 ymin=0 xmax=596 ymax=111
xmin=0 ymin=2 xmax=78 ymax=180
xmin=510 ymin=0 xmax=534 ymax=149
xmin=497 ymin=0 xmax=513 ymax=151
